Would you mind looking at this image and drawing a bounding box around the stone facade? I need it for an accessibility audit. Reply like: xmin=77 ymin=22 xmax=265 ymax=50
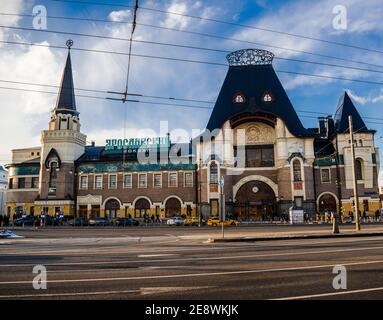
xmin=4 ymin=48 xmax=381 ymax=221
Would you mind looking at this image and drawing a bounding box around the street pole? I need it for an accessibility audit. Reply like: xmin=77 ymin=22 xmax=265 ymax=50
xmin=348 ymin=116 xmax=361 ymax=231
xmin=220 ymin=176 xmax=225 ymax=239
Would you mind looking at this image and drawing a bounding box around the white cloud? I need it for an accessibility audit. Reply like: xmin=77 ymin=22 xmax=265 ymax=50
xmin=346 ymin=89 xmax=383 ymax=105
xmin=108 ymin=9 xmax=131 ymax=22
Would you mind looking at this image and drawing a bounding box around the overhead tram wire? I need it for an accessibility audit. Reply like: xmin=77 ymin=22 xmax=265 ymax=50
xmin=3 ymin=38 xmax=383 ymax=87
xmin=47 ymin=0 xmax=383 ymax=55
xmin=3 ymin=77 xmax=383 ymax=122
xmin=1 ymin=84 xmax=383 ymax=126
xmin=1 ymin=13 xmax=383 ymax=70
xmin=2 ymin=24 xmax=383 ymax=74
xmin=1 ymin=78 xmax=383 ymax=122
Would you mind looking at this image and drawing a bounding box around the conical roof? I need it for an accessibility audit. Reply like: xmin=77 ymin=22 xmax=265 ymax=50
xmin=206 ymin=49 xmax=312 ymax=137
xmin=334 ymin=91 xmax=368 ymax=133
xmin=54 ymin=50 xmax=77 ymax=115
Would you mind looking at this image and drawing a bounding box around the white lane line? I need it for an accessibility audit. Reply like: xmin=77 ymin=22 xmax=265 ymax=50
xmin=0 ymin=286 xmax=211 ymax=299
xmin=274 ymin=287 xmax=383 ymax=300
xmin=0 ymin=238 xmax=382 ymax=258
xmin=2 ymin=245 xmax=383 ymax=268
xmin=137 ymin=254 xmax=178 ymax=258
xmin=1 ymin=259 xmax=382 ymax=285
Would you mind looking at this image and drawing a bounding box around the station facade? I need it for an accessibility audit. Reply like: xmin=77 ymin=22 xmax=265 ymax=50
xmin=5 ymin=47 xmax=381 ymax=221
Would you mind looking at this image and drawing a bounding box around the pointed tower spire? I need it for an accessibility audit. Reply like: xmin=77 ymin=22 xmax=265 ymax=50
xmin=334 ymin=91 xmax=367 ymax=133
xmin=54 ymin=40 xmax=77 ymax=115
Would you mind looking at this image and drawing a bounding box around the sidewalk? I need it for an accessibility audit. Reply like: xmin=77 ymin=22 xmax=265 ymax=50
xmin=208 ymin=225 xmax=383 ymax=242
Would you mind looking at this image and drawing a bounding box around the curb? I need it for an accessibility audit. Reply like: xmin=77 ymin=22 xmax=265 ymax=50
xmin=207 ymin=232 xmax=383 ymax=243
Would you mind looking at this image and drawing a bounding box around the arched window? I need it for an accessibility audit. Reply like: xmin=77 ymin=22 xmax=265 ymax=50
xmin=233 ymin=93 xmax=245 ymax=103
xmin=355 ymin=159 xmax=363 ymax=180
xmin=49 ymin=161 xmax=58 ymax=195
xmin=210 ymin=162 xmax=218 ymax=184
xmin=292 ymin=159 xmax=302 ymax=182
xmin=262 ymin=91 xmax=274 ymax=102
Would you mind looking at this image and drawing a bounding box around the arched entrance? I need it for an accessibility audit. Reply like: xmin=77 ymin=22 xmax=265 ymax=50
xmin=318 ymin=193 xmax=337 ymax=212
xmin=165 ymin=198 xmax=182 ymax=217
xmin=134 ymin=198 xmax=151 ymax=218
xmin=105 ymin=198 xmax=120 ymax=219
xmin=234 ymin=180 xmax=276 ymax=221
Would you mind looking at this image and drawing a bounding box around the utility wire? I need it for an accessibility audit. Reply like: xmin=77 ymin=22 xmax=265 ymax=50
xmin=2 ymin=38 xmax=383 ymax=87
xmin=2 ymin=25 xmax=383 ymax=76
xmin=1 ymin=12 xmax=383 ymax=70
xmin=1 ymin=85 xmax=383 ymax=126
xmin=1 ymin=79 xmax=383 ymax=122
xmin=47 ymin=0 xmax=383 ymax=55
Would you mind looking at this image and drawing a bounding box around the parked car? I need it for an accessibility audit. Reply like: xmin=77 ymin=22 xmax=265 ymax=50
xmin=166 ymin=216 xmax=184 ymax=226
xmin=68 ymin=217 xmax=89 ymax=226
xmin=13 ymin=216 xmax=35 ymax=226
xmin=184 ymin=217 xmax=206 ymax=226
xmin=207 ymin=217 xmax=239 ymax=227
xmin=89 ymin=217 xmax=110 ymax=226
xmin=115 ymin=217 xmax=139 ymax=226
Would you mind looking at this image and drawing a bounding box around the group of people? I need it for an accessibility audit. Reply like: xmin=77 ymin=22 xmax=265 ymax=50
xmin=319 ymin=209 xmax=382 ymax=224
xmin=142 ymin=213 xmax=161 ymax=224
xmin=0 ymin=214 xmax=10 ymax=227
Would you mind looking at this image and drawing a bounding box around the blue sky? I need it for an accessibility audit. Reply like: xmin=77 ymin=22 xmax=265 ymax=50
xmin=0 ymin=0 xmax=383 ymax=178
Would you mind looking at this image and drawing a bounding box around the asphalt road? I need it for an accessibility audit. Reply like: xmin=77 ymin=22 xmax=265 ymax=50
xmin=0 ymin=226 xmax=383 ymax=300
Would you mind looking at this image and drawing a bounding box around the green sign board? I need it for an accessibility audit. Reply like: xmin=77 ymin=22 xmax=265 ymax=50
xmin=105 ymin=136 xmax=170 ymax=151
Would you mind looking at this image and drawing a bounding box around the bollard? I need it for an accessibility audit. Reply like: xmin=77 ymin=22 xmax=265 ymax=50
xmin=332 ymin=214 xmax=340 ymax=234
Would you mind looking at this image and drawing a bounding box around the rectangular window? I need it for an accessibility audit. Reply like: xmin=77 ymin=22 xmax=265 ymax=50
xmin=94 ymin=175 xmax=103 ymax=189
xmin=8 ymin=178 xmax=13 ymax=189
xmin=294 ymin=196 xmax=303 ymax=208
xmin=18 ymin=178 xmax=25 ymax=189
xmin=210 ymin=199 xmax=219 ymax=216
xmin=109 ymin=175 xmax=117 ymax=189
xmin=321 ymin=168 xmax=331 ymax=183
xmin=153 ymin=173 xmax=162 ymax=188
xmin=169 ymin=172 xmax=178 ymax=187
xmin=31 ymin=177 xmax=39 ymax=189
xmin=123 ymin=174 xmax=132 ymax=188
xmin=241 ymin=145 xmax=275 ymax=168
xmin=80 ymin=176 xmax=88 ymax=189
xmin=139 ymin=174 xmax=147 ymax=188
xmin=184 ymin=172 xmax=193 ymax=187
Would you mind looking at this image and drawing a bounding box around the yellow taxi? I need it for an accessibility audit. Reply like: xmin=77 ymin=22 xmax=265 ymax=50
xmin=184 ymin=217 xmax=206 ymax=226
xmin=207 ymin=217 xmax=239 ymax=227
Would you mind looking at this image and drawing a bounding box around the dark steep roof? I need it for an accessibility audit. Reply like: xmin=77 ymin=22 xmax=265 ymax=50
xmin=54 ymin=50 xmax=77 ymax=115
xmin=206 ymin=64 xmax=313 ymax=137
xmin=334 ymin=91 xmax=368 ymax=133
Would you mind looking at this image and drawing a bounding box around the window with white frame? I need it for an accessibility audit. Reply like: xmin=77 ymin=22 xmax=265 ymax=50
xmin=169 ymin=172 xmax=178 ymax=187
xmin=153 ymin=173 xmax=162 ymax=188
xmin=184 ymin=172 xmax=193 ymax=187
xmin=124 ymin=174 xmax=132 ymax=188
xmin=109 ymin=174 xmax=117 ymax=189
xmin=139 ymin=174 xmax=147 ymax=188
xmin=80 ymin=175 xmax=88 ymax=189
xmin=292 ymin=159 xmax=302 ymax=182
xmin=94 ymin=175 xmax=103 ymax=189
xmin=320 ymin=168 xmax=331 ymax=183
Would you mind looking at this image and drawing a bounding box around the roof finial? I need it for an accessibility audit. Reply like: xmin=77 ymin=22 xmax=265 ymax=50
xmin=66 ymin=39 xmax=73 ymax=50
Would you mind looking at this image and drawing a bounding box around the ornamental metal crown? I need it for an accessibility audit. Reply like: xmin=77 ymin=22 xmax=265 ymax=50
xmin=226 ymin=49 xmax=274 ymax=66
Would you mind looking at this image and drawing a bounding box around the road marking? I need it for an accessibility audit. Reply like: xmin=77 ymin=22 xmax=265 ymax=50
xmin=274 ymin=286 xmax=383 ymax=300
xmin=1 ymin=244 xmax=383 ymax=269
xmin=0 ymin=259 xmax=382 ymax=285
xmin=2 ymin=235 xmax=381 ymax=256
xmin=138 ymin=254 xmax=178 ymax=258
xmin=0 ymin=286 xmax=211 ymax=299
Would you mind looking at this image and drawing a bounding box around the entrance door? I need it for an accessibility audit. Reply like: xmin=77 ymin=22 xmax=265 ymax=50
xmin=234 ymin=180 xmax=276 ymax=221
xmin=135 ymin=198 xmax=151 ymax=219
